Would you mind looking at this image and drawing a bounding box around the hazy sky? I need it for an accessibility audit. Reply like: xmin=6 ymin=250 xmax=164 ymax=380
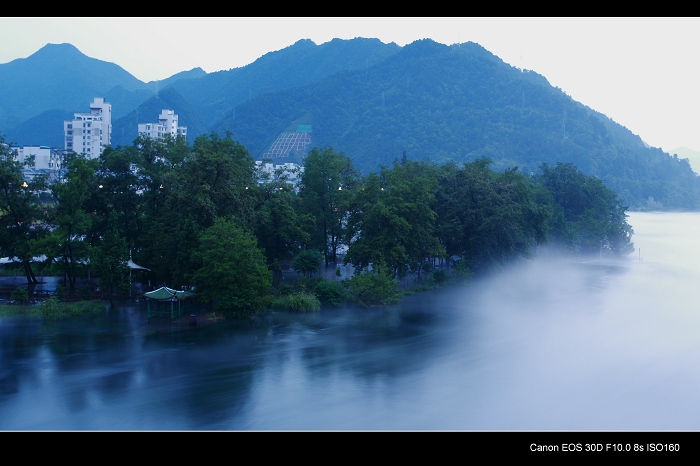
xmin=1 ymin=18 xmax=698 ymax=153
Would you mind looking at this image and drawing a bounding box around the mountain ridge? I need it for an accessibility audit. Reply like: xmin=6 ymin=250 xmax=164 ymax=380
xmin=1 ymin=38 xmax=698 ymax=209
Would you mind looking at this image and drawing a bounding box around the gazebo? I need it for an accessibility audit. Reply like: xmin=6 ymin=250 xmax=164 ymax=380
xmin=127 ymin=253 xmax=150 ymax=297
xmin=144 ymin=286 xmax=196 ymax=319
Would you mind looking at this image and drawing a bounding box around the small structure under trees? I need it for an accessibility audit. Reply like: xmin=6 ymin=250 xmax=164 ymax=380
xmin=144 ymin=286 xmax=196 ymax=319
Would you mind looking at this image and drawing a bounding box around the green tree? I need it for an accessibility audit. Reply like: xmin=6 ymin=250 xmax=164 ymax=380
xmin=191 ymin=217 xmax=272 ymax=317
xmin=299 ymin=147 xmax=360 ymax=266
xmin=292 ymin=249 xmax=323 ymax=278
xmin=94 ymin=146 xmax=142 ymax=250
xmin=345 ymin=160 xmax=443 ymax=280
xmin=346 ymin=269 xmax=401 ymax=307
xmin=129 ymin=134 xmax=198 ymax=287
xmin=47 ymin=153 xmax=99 ymax=290
xmin=434 ymin=159 xmax=550 ymax=273
xmin=0 ymin=136 xmax=48 ymax=283
xmin=253 ymin=174 xmax=313 ymax=285
xmin=538 ymin=162 xmax=634 ymax=256
xmin=92 ymin=210 xmax=129 ymax=304
xmin=168 ymin=132 xmax=257 ymax=230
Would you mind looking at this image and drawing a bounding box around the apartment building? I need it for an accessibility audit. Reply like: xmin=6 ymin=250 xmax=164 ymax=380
xmin=64 ymin=97 xmax=112 ymax=158
xmin=137 ymin=109 xmax=187 ymax=141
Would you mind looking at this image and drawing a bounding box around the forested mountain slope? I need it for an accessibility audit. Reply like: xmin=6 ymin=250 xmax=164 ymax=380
xmin=213 ymin=39 xmax=700 ymax=209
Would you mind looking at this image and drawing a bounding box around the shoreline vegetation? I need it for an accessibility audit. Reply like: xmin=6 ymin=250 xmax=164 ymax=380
xmin=1 ymin=134 xmax=635 ymax=318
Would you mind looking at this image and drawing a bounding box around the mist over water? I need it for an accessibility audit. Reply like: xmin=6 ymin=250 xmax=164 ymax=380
xmin=1 ymin=212 xmax=699 ymax=430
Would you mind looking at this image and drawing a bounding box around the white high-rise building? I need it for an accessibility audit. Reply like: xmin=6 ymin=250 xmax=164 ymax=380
xmin=64 ymin=97 xmax=112 ymax=158
xmin=138 ymin=109 xmax=187 ymax=141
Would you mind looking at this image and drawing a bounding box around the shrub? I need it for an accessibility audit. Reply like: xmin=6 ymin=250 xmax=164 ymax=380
xmin=11 ymin=287 xmax=29 ymax=303
xmin=271 ymin=292 xmax=321 ymax=312
xmin=313 ymin=280 xmax=347 ymax=307
xmin=347 ymin=270 xmax=401 ymax=307
xmin=292 ymin=249 xmax=323 ymax=278
xmin=38 ymin=298 xmax=65 ymax=320
xmin=69 ymin=301 xmax=104 ymax=316
xmin=294 ymin=276 xmax=312 ymax=292
xmin=431 ymin=269 xmax=449 ymax=286
xmin=80 ymin=284 xmax=93 ymax=301
xmin=279 ymin=284 xmax=294 ymax=296
xmin=54 ymin=285 xmax=67 ymax=302
xmin=452 ymin=260 xmax=474 ymax=281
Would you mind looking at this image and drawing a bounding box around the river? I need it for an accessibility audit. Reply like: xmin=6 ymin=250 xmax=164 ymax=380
xmin=1 ymin=212 xmax=699 ymax=430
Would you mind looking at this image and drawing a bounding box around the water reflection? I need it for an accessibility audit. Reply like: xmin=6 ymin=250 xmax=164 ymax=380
xmin=1 ymin=212 xmax=700 ymax=429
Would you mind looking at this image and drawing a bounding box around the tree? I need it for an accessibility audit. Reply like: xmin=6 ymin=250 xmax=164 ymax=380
xmin=47 ymin=153 xmax=99 ymax=290
xmin=0 ymin=136 xmax=48 ymax=284
xmin=94 ymin=146 xmax=142 ymax=250
xmin=299 ymin=147 xmax=360 ymax=266
xmin=345 ymin=160 xmax=443 ymax=280
xmin=433 ymin=159 xmax=550 ymax=273
xmin=168 ymin=132 xmax=257 ymax=230
xmin=346 ymin=269 xmax=401 ymax=307
xmin=253 ymin=175 xmax=313 ymax=285
xmin=292 ymin=249 xmax=323 ymax=278
xmin=538 ymin=162 xmax=634 ymax=256
xmin=191 ymin=217 xmax=272 ymax=317
xmin=130 ymin=133 xmax=258 ymax=287
xmin=92 ymin=210 xmax=129 ymax=304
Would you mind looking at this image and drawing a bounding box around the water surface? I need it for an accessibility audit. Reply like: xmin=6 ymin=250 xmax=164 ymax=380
xmin=1 ymin=212 xmax=699 ymax=430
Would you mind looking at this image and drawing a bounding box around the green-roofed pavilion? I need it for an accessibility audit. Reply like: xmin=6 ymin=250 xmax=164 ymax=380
xmin=144 ymin=286 xmax=196 ymax=319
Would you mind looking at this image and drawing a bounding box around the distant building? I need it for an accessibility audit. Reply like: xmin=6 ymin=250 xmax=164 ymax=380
xmin=261 ymin=125 xmax=312 ymax=159
xmin=137 ymin=109 xmax=187 ymax=141
xmin=64 ymin=97 xmax=112 ymax=158
xmin=255 ymin=161 xmax=304 ymax=188
xmin=9 ymin=145 xmax=62 ymax=170
xmin=5 ymin=145 xmax=63 ymax=184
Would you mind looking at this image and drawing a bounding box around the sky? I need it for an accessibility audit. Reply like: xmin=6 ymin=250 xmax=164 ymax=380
xmin=1 ymin=17 xmax=698 ymax=153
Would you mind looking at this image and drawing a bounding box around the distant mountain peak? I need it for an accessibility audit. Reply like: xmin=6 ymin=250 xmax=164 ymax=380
xmin=292 ymin=38 xmax=316 ymax=47
xmin=29 ymin=42 xmax=85 ymax=59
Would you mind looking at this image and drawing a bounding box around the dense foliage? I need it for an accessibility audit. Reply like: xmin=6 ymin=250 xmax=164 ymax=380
xmin=2 ymin=135 xmax=635 ymax=314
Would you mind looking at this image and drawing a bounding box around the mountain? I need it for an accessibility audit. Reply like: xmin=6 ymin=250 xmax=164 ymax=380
xmin=147 ymin=67 xmax=207 ymax=91
xmin=166 ymin=38 xmax=401 ymax=127
xmin=212 ymin=39 xmax=700 ymax=209
xmin=0 ymin=47 xmax=212 ymax=142
xmin=0 ymin=43 xmax=148 ymax=128
xmin=2 ymin=38 xmax=699 ymax=209
xmin=1 ymin=39 xmax=400 ymax=145
xmin=2 ymin=109 xmax=73 ymax=148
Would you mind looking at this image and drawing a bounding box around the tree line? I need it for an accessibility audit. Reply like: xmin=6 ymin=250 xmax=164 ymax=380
xmin=0 ymin=133 xmax=634 ymax=314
